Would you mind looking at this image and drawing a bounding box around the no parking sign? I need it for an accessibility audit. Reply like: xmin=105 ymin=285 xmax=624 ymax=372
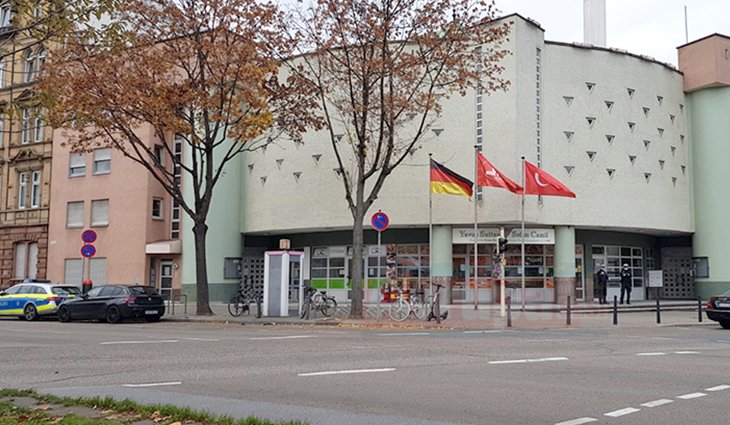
xmin=371 ymin=211 xmax=389 ymax=232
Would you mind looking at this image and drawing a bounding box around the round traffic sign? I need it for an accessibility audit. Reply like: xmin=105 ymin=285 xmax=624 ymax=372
xmin=82 ymin=230 xmax=97 ymax=243
xmin=371 ymin=211 xmax=389 ymax=231
xmin=81 ymin=244 xmax=96 ymax=258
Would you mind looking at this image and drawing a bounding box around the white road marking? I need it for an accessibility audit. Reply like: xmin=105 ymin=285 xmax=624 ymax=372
xmin=554 ymin=417 xmax=597 ymax=425
xmin=122 ymin=382 xmax=182 ymax=388
xmin=298 ymin=368 xmax=395 ymax=377
xmin=463 ymin=330 xmax=502 ymax=334
xmin=641 ymin=399 xmax=674 ymax=407
xmin=706 ymin=385 xmax=730 ymax=392
xmin=653 ymin=337 xmax=677 ymax=340
xmin=674 ymin=351 xmax=700 ymax=354
xmin=249 ymin=335 xmax=316 ymax=340
xmin=183 ymin=338 xmax=220 ymax=341
xmin=677 ymin=392 xmax=706 ymax=399
xmin=636 ymin=352 xmax=667 ymax=356
xmin=100 ymin=340 xmax=179 ymax=345
xmin=489 ymin=357 xmax=568 ymax=365
xmin=604 ymin=407 xmax=640 ymax=417
xmin=377 ymin=332 xmax=430 ymax=336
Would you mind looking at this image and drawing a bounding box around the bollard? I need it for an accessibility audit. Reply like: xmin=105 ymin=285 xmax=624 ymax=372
xmin=566 ymin=295 xmax=571 ymax=326
xmin=506 ymin=295 xmax=512 ymax=328
xmin=656 ymin=297 xmax=661 ymax=324
xmin=613 ymin=295 xmax=618 ymax=325
xmin=698 ymin=298 xmax=703 ymax=323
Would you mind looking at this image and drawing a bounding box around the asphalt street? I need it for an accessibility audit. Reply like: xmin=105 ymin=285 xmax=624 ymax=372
xmin=0 ymin=317 xmax=728 ymax=425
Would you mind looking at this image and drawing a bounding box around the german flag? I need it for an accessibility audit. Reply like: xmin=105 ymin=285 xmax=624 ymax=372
xmin=430 ymin=159 xmax=473 ymax=197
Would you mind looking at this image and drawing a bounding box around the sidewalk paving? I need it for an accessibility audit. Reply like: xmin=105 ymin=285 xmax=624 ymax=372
xmin=164 ymin=299 xmax=715 ymax=331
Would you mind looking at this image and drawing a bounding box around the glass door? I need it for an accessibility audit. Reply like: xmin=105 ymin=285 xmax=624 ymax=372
xmin=159 ymin=260 xmax=173 ymax=301
xmin=452 ymin=256 xmax=467 ymax=302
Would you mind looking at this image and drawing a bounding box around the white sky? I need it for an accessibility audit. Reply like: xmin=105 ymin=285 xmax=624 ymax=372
xmin=497 ymin=0 xmax=730 ymax=66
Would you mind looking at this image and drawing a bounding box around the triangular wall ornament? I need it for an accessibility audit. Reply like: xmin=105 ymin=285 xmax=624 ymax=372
xmin=681 ymin=165 xmax=686 ymax=175
xmin=294 ymin=139 xmax=304 ymax=149
xmin=605 ymin=101 xmax=614 ymax=111
xmin=643 ymin=107 xmax=650 ymax=117
xmin=563 ymin=96 xmax=574 ymax=106
xmin=644 ymin=140 xmax=651 ymax=150
xmin=312 ymin=154 xmax=322 ymax=163
xmin=658 ymin=128 xmax=664 ymax=137
xmin=628 ymin=122 xmax=636 ymax=132
xmin=293 ymin=171 xmax=302 ymax=182
xmin=260 ymin=176 xmax=267 ymax=185
xmin=248 ymin=164 xmax=254 ymax=173
xmin=276 ymin=158 xmax=284 ymax=169
xmin=409 ymin=148 xmax=418 ymax=157
xmin=432 ymin=128 xmax=443 ymax=136
xmin=659 ymin=159 xmax=665 ymax=170
xmin=657 ymin=95 xmax=663 ymax=105
xmin=333 ymin=168 xmax=343 ymax=176
xmin=644 ymin=172 xmax=651 ymax=182
xmin=564 ymin=131 xmax=574 ymax=142
xmin=607 ymin=168 xmax=615 ymax=178
xmin=670 ymin=114 xmax=675 ymax=124
xmin=680 ymin=135 xmax=685 ymax=144
xmin=586 ymin=117 xmax=596 ymax=127
xmin=334 ymin=134 xmax=344 ymax=143
xmin=627 ymin=88 xmax=635 ymax=98
xmin=586 ymin=151 xmax=596 ymax=161
xmin=261 ymin=145 xmax=267 ymax=154
xmin=564 ymin=165 xmax=575 ymax=176
xmin=670 ymin=146 xmax=676 ymax=156
xmin=629 ymin=155 xmax=636 ymax=165
xmin=605 ymin=135 xmax=615 ymax=144
xmin=679 ymin=104 xmax=684 ymax=112
xmin=586 ymin=82 xmax=595 ymax=93
xmin=672 ymin=177 xmax=677 ymax=186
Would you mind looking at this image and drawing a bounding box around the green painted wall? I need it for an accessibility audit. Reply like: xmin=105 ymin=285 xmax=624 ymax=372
xmin=689 ymin=87 xmax=730 ymax=298
xmin=432 ymin=226 xmax=453 ymax=277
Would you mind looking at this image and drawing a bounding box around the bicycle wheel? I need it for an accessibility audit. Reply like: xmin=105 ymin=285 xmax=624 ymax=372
xmin=254 ymin=295 xmax=262 ymax=318
xmin=227 ymin=294 xmax=245 ymax=317
xmin=321 ymin=297 xmax=337 ymax=317
xmin=411 ymin=298 xmax=427 ymax=320
xmin=300 ymin=299 xmax=310 ymax=319
xmin=388 ymin=299 xmax=409 ymax=321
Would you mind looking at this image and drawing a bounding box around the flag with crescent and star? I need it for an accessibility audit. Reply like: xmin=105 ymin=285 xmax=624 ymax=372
xmin=523 ymin=160 xmax=576 ymax=197
xmin=476 ymin=153 xmax=523 ymax=194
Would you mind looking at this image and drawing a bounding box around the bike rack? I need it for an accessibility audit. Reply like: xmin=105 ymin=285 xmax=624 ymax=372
xmin=167 ymin=293 xmax=188 ymax=316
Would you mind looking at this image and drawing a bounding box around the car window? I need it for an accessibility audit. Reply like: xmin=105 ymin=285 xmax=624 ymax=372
xmin=86 ymin=287 xmax=103 ymax=297
xmin=129 ymin=286 xmax=158 ymax=295
xmin=110 ymin=287 xmax=125 ymax=296
xmin=98 ymin=287 xmax=117 ymax=296
xmin=15 ymin=285 xmax=31 ymax=294
xmin=32 ymin=286 xmax=46 ymax=294
xmin=53 ymin=287 xmax=81 ymax=295
xmin=4 ymin=286 xmax=21 ymax=295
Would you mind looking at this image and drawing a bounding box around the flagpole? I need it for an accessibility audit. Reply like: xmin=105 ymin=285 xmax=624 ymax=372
xmin=473 ymin=145 xmax=478 ymax=310
xmin=428 ymin=153 xmax=433 ymax=300
xmin=521 ymin=156 xmax=526 ymax=312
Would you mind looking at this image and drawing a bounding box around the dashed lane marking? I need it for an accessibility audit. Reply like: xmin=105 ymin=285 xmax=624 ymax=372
xmin=677 ymin=392 xmax=706 ymax=400
xmin=706 ymin=385 xmax=730 ymax=392
xmin=249 ymin=335 xmax=316 ymax=340
xmin=377 ymin=332 xmax=430 ymax=336
xmin=489 ymin=357 xmax=568 ymax=365
xmin=554 ymin=417 xmax=597 ymax=425
xmin=463 ymin=330 xmax=502 ymax=334
xmin=636 ymin=352 xmax=667 ymax=356
xmin=641 ymin=399 xmax=673 ymax=408
xmin=604 ymin=407 xmax=640 ymax=417
xmin=183 ymin=338 xmax=220 ymax=341
xmin=298 ymin=368 xmax=395 ymax=377
xmin=100 ymin=340 xmax=179 ymax=345
xmin=122 ymin=382 xmax=182 ymax=388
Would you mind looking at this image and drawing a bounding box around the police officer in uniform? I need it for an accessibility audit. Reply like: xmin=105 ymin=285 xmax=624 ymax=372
xmin=596 ymin=265 xmax=608 ymax=304
xmin=619 ymin=263 xmax=632 ymax=304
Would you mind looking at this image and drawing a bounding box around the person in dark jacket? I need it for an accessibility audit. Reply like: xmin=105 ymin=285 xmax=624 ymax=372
xmin=596 ymin=265 xmax=608 ymax=304
xmin=619 ymin=263 xmax=632 ymax=304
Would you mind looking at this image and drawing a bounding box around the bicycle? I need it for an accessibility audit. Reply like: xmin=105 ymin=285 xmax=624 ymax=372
xmin=228 ymin=278 xmax=262 ymax=318
xmin=427 ymin=283 xmax=448 ymax=323
xmin=300 ymin=286 xmax=337 ymax=319
xmin=388 ymin=288 xmax=427 ymax=321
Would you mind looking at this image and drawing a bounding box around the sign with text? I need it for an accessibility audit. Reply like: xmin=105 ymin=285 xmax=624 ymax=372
xmin=452 ymin=228 xmax=555 ymax=244
xmin=648 ymin=270 xmax=664 ymax=287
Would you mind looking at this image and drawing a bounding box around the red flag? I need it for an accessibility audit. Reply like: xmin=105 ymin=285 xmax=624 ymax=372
xmin=523 ymin=160 xmax=576 ymax=198
xmin=476 ymin=153 xmax=523 ymax=194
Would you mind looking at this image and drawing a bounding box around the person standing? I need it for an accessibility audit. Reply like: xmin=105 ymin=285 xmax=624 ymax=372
xmin=620 ymin=263 xmax=632 ymax=304
xmin=596 ymin=265 xmax=608 ymax=304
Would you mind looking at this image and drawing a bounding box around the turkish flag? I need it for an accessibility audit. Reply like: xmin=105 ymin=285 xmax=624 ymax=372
xmin=476 ymin=153 xmax=523 ymax=194
xmin=523 ymin=160 xmax=576 ymax=197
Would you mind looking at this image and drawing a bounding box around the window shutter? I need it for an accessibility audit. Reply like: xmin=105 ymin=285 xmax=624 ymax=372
xmin=64 ymin=259 xmax=83 ymax=286
xmin=28 ymin=242 xmax=38 ymax=279
xmin=89 ymin=258 xmax=107 ymax=286
xmin=14 ymin=243 xmax=27 ymax=279
xmin=91 ymin=199 xmax=109 ymax=226
xmin=67 ymin=201 xmax=84 ymax=227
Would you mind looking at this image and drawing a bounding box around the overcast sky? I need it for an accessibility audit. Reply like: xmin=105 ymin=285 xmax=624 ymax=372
xmin=498 ymin=0 xmax=730 ymax=66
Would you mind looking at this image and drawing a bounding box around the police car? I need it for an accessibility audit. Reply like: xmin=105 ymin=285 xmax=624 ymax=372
xmin=0 ymin=282 xmax=80 ymax=320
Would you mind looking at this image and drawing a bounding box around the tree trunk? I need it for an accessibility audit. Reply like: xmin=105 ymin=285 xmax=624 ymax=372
xmin=193 ymin=220 xmax=214 ymax=315
xmin=349 ymin=201 xmax=366 ymax=319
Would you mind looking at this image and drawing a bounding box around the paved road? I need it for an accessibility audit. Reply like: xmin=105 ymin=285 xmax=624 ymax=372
xmin=0 ymin=318 xmax=728 ymax=425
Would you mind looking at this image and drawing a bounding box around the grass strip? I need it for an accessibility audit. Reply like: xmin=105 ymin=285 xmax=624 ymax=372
xmin=0 ymin=389 xmax=308 ymax=425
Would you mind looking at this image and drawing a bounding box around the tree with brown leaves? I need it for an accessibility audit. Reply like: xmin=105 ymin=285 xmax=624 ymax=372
xmin=286 ymin=0 xmax=511 ymax=318
xmin=39 ymin=0 xmax=319 ymax=315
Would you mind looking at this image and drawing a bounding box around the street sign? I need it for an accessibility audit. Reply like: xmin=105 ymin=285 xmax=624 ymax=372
xmin=81 ymin=244 xmax=96 ymax=258
xmin=81 ymin=230 xmax=97 ymax=244
xmin=371 ymin=211 xmax=389 ymax=231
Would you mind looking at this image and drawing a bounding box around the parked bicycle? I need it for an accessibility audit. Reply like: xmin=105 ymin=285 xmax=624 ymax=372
xmin=228 ymin=278 xmax=262 ymax=318
xmin=300 ymin=286 xmax=337 ymax=319
xmin=388 ymin=288 xmax=426 ymax=321
xmin=427 ymin=283 xmax=448 ymax=323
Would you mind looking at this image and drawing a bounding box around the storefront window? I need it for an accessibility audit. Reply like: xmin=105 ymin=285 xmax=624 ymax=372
xmin=396 ymin=244 xmax=429 ymax=290
xmin=504 ymin=244 xmax=554 ymax=288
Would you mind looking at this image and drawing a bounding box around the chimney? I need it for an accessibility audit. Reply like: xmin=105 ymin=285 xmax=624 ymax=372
xmin=584 ymin=0 xmax=607 ymax=47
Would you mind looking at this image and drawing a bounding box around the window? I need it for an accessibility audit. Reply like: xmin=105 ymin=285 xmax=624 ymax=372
xmin=93 ymin=148 xmax=111 ymax=174
xmin=0 ymin=114 xmax=4 ymax=147
xmin=171 ymin=135 xmax=183 ymax=238
xmin=66 ymin=201 xmax=84 ymax=228
xmin=34 ymin=113 xmax=44 ymax=142
xmin=14 ymin=242 xmax=38 ymax=280
xmin=69 ymin=153 xmax=86 ymax=177
xmin=152 ymin=197 xmax=163 ymax=219
xmin=91 ymin=199 xmax=109 ymax=226
xmin=30 ymin=170 xmax=41 ymax=207
xmin=36 ymin=48 xmax=46 ymax=75
xmin=24 ymin=51 xmax=35 ymax=82
xmin=0 ymin=4 xmax=11 ymax=27
xmin=21 ymin=109 xmax=30 ymax=144
xmin=89 ymin=258 xmax=107 ymax=285
xmin=18 ymin=172 xmax=28 ymax=208
xmin=0 ymin=60 xmax=5 ymax=88
xmin=64 ymin=259 xmax=83 ymax=286
xmin=153 ymin=144 xmax=164 ymax=166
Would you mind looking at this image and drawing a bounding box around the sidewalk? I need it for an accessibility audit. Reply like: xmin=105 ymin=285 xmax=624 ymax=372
xmin=164 ymin=299 xmax=715 ymax=331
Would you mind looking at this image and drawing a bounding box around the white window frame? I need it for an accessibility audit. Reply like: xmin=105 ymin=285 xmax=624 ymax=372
xmin=66 ymin=201 xmax=84 ymax=228
xmin=0 ymin=114 xmax=4 ymax=147
xmin=24 ymin=50 xmax=35 ymax=83
xmin=18 ymin=172 xmax=28 ymax=208
xmin=153 ymin=144 xmax=164 ymax=166
xmin=0 ymin=60 xmax=5 ymax=89
xmin=90 ymin=199 xmax=109 ymax=226
xmin=30 ymin=170 xmax=41 ymax=208
xmin=0 ymin=4 xmax=11 ymax=27
xmin=14 ymin=242 xmax=38 ymax=280
xmin=69 ymin=153 xmax=86 ymax=177
xmin=21 ymin=108 xmax=30 ymax=144
xmin=152 ymin=197 xmax=163 ymax=220
xmin=93 ymin=148 xmax=111 ymax=175
xmin=34 ymin=112 xmax=44 ymax=142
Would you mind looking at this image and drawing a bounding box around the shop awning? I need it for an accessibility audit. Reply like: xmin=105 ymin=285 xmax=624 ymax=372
xmin=145 ymin=240 xmax=182 ymax=255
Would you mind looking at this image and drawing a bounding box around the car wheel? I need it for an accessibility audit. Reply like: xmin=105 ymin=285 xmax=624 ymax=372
xmin=58 ymin=306 xmax=72 ymax=322
xmin=23 ymin=304 xmax=39 ymax=321
xmin=145 ymin=315 xmax=162 ymax=322
xmin=720 ymin=320 xmax=730 ymax=330
xmin=105 ymin=306 xmax=122 ymax=324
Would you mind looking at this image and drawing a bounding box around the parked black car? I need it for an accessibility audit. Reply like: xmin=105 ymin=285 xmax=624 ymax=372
xmin=57 ymin=285 xmax=165 ymax=323
xmin=706 ymin=290 xmax=730 ymax=329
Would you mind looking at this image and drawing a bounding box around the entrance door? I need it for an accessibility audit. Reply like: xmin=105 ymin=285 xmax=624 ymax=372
xmin=288 ymin=261 xmax=300 ymax=303
xmin=452 ymin=256 xmax=467 ymax=302
xmin=592 ymin=254 xmax=620 ymax=302
xmin=159 ymin=261 xmax=173 ymax=300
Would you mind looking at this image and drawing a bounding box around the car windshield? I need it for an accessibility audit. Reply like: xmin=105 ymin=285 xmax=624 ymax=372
xmin=53 ymin=287 xmax=81 ymax=295
xmin=128 ymin=286 xmax=158 ymax=295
